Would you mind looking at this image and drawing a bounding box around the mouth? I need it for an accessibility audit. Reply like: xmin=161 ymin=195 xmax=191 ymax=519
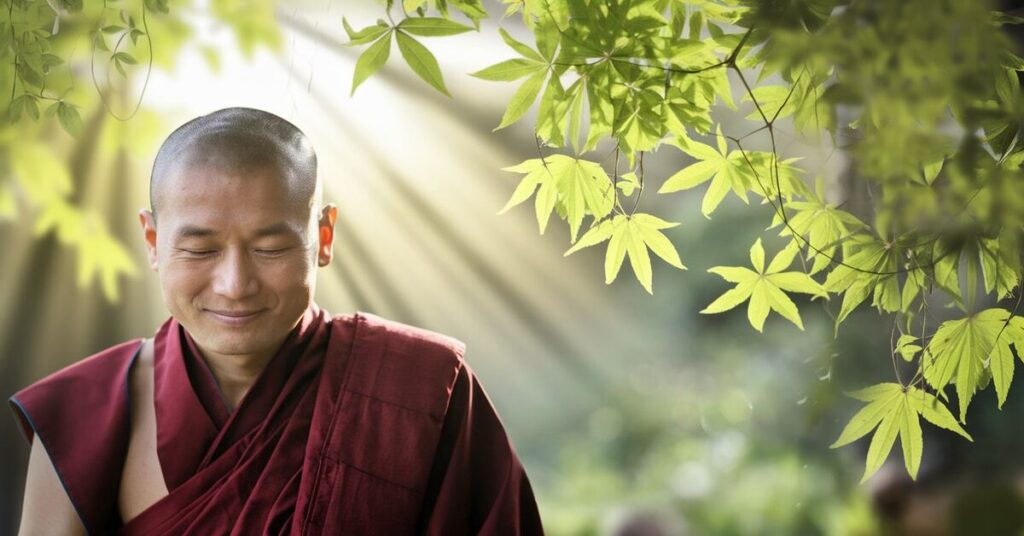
xmin=204 ymin=308 xmax=265 ymax=326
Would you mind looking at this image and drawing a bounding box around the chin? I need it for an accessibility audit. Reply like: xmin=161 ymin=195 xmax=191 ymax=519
xmin=206 ymin=331 xmax=271 ymax=355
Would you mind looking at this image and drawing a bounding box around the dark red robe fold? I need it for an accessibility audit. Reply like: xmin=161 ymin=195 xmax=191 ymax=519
xmin=9 ymin=304 xmax=544 ymax=535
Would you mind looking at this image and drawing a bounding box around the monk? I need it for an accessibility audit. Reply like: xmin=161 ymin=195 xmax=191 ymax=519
xmin=8 ymin=107 xmax=545 ymax=535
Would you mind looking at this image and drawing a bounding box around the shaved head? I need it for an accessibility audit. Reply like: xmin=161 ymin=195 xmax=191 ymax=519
xmin=139 ymin=107 xmax=338 ymax=369
xmin=150 ymin=107 xmax=319 ymax=219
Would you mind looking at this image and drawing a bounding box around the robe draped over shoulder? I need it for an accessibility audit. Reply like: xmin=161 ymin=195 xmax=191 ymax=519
xmin=8 ymin=305 xmax=544 ymax=535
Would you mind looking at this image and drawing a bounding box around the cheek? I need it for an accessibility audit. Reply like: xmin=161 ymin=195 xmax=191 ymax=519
xmin=256 ymin=255 xmax=316 ymax=291
xmin=159 ymin=261 xmax=210 ymax=296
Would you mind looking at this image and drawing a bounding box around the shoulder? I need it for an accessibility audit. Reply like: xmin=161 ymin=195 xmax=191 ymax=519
xmin=9 ymin=338 xmax=144 ymax=443
xmin=14 ymin=337 xmax=144 ymax=397
xmin=349 ymin=311 xmax=466 ymax=360
xmin=330 ymin=311 xmax=468 ymax=419
xmin=8 ymin=337 xmax=146 ymax=534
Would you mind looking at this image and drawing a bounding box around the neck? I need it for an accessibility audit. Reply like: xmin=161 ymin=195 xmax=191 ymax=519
xmin=194 ymin=344 xmax=279 ymax=412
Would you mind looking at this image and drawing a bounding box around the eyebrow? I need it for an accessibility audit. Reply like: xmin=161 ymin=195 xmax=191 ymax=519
xmin=252 ymin=222 xmax=299 ymax=238
xmin=172 ymin=222 xmax=300 ymax=242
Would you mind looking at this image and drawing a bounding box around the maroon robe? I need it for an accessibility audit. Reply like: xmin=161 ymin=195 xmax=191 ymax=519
xmin=8 ymin=304 xmax=544 ymax=535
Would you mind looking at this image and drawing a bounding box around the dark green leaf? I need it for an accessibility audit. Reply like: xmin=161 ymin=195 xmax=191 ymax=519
xmin=56 ymin=102 xmax=82 ymax=137
xmin=112 ymin=52 xmax=137 ymax=64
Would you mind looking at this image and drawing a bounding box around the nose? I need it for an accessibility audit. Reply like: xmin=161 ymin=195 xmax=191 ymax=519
xmin=211 ymin=248 xmax=260 ymax=300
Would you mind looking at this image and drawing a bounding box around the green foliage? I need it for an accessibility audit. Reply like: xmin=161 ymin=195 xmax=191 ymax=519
xmin=769 ymin=179 xmax=867 ymax=276
xmin=500 ymin=154 xmax=614 ymax=240
xmin=702 ymin=238 xmax=827 ymax=331
xmin=5 ymin=0 xmax=1024 ymax=485
xmin=831 ymin=383 xmax=971 ymax=483
xmin=395 ymin=30 xmax=449 ymax=95
xmin=564 ymin=212 xmax=686 ymax=294
xmin=659 ymin=126 xmax=807 ymax=217
xmin=343 ymin=14 xmax=476 ymax=96
xmin=211 ymin=0 xmax=283 ymax=58
xmin=342 ymin=0 xmax=1024 ymax=483
xmin=1 ymin=0 xmax=283 ymax=303
xmin=8 ymin=140 xmax=137 ymax=301
xmin=349 ymin=27 xmax=393 ymax=95
xmin=469 ymin=28 xmax=551 ymax=130
xmin=921 ymin=308 xmax=1024 ymax=418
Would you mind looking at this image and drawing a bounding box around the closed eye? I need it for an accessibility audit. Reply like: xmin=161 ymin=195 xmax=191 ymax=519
xmin=176 ymin=248 xmax=216 ymax=257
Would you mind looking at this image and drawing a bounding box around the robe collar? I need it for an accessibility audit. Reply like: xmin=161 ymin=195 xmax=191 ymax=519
xmin=152 ymin=303 xmax=325 ymax=491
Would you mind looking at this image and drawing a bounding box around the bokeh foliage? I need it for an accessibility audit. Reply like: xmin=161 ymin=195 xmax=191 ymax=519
xmin=1 ymin=0 xmax=281 ymax=300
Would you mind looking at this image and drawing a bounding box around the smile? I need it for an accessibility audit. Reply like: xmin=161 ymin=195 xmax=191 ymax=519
xmin=205 ymin=309 xmax=264 ymax=326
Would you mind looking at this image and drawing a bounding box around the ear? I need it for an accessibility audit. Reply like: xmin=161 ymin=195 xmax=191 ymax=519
xmin=317 ymin=204 xmax=338 ymax=267
xmin=138 ymin=209 xmax=159 ymax=271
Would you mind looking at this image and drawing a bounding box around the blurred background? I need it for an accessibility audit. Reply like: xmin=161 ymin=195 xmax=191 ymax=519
xmin=3 ymin=1 xmax=1024 ymax=535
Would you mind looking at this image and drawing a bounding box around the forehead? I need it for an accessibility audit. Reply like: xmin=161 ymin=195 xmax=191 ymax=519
xmin=157 ymin=164 xmax=311 ymax=230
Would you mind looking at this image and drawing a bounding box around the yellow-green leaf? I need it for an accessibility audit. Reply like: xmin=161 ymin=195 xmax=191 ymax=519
xmin=905 ymin=387 xmax=972 ymax=440
xmin=923 ymin=308 xmax=1009 ymax=421
xmin=704 ymin=240 xmax=826 ymax=331
xmin=498 ymin=27 xmax=545 ymax=62
xmin=397 ymin=17 xmax=474 ymax=37
xmin=831 ymin=385 xmax=959 ymax=483
xmin=495 ymin=69 xmax=546 ymax=130
xmin=395 ymin=31 xmax=449 ymax=96
xmin=564 ymin=213 xmax=686 ymax=294
xmin=899 ymin=397 xmax=923 ymax=479
xmin=470 ymin=58 xmax=545 ymax=81
xmin=862 ymin=401 xmax=901 ymax=483
xmin=351 ymin=32 xmax=392 ymax=95
xmin=499 ymin=155 xmax=615 ymax=240
xmin=989 ymin=315 xmax=1024 ymax=408
xmin=342 ymin=18 xmax=390 ymax=46
xmin=749 ymin=238 xmax=765 ymax=273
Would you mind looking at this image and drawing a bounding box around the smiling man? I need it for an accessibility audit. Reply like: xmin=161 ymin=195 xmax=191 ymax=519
xmin=8 ymin=107 xmax=544 ymax=535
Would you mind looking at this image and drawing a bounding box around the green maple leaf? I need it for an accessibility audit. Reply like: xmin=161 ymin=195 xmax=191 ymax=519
xmin=742 ymin=76 xmax=833 ymax=134
xmin=658 ymin=126 xmax=803 ymax=217
xmin=823 ymin=233 xmax=901 ymax=329
xmin=989 ymin=314 xmax=1024 ymax=408
xmin=702 ymin=238 xmax=827 ymax=332
xmin=499 ymin=155 xmax=615 ymax=242
xmin=663 ymin=84 xmax=713 ymax=141
xmin=978 ymin=234 xmax=1021 ymax=301
xmin=610 ymin=75 xmax=664 ymax=155
xmin=896 ymin=333 xmax=923 ymax=362
xmin=616 ymin=172 xmax=640 ymax=196
xmin=563 ymin=212 xmax=687 ymax=294
xmin=771 ymin=178 xmax=867 ymax=275
xmin=831 ymin=383 xmax=971 ymax=483
xmin=470 ymin=28 xmax=552 ymax=130
xmin=923 ymin=308 xmax=1024 ymax=420
xmin=658 ymin=125 xmax=748 ymax=217
xmin=670 ymin=37 xmax=735 ymax=110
